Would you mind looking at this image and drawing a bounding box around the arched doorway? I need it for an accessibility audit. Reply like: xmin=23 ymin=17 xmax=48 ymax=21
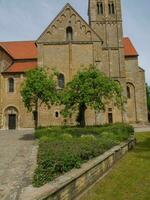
xmin=4 ymin=106 xmax=18 ymax=130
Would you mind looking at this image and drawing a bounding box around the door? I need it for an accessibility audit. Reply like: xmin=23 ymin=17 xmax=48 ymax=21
xmin=108 ymin=113 xmax=113 ymax=124
xmin=8 ymin=114 xmax=16 ymax=130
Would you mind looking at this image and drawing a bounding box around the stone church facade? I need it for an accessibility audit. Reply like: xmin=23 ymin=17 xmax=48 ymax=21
xmin=0 ymin=0 xmax=148 ymax=129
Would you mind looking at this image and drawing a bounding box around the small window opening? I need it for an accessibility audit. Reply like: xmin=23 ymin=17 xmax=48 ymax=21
xmin=109 ymin=3 xmax=111 ymax=14
xmin=127 ymin=86 xmax=131 ymax=99
xmin=66 ymin=26 xmax=73 ymax=41
xmin=97 ymin=2 xmax=103 ymax=15
xmin=55 ymin=112 xmax=59 ymax=118
xmin=8 ymin=78 xmax=14 ymax=93
xmin=112 ymin=3 xmax=115 ymax=14
xmin=109 ymin=2 xmax=115 ymax=15
xmin=58 ymin=73 xmax=65 ymax=89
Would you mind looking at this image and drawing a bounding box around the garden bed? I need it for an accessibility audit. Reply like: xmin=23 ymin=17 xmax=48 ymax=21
xmin=33 ymin=123 xmax=134 ymax=187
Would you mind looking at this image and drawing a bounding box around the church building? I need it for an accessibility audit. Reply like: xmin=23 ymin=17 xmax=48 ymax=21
xmin=0 ymin=0 xmax=148 ymax=129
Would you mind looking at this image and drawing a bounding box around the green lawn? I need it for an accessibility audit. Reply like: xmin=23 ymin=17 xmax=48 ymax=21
xmin=80 ymin=132 xmax=150 ymax=200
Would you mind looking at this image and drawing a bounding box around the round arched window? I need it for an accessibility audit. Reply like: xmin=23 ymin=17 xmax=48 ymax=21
xmin=66 ymin=26 xmax=73 ymax=41
xmin=8 ymin=78 xmax=14 ymax=93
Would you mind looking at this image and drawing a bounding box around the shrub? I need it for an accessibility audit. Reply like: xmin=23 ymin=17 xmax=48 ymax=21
xmin=61 ymin=133 xmax=73 ymax=140
xmin=81 ymin=134 xmax=96 ymax=140
xmin=33 ymin=123 xmax=134 ymax=187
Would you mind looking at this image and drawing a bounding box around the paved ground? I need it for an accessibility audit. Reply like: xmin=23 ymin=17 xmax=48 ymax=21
xmin=134 ymin=126 xmax=150 ymax=133
xmin=0 ymin=130 xmax=37 ymax=200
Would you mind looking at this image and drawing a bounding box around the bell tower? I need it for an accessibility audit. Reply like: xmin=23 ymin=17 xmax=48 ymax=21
xmin=88 ymin=0 xmax=127 ymax=123
xmin=88 ymin=0 xmax=123 ymax=48
xmin=88 ymin=0 xmax=125 ymax=78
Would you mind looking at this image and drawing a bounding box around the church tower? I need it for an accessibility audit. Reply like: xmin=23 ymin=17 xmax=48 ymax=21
xmin=88 ymin=0 xmax=125 ymax=78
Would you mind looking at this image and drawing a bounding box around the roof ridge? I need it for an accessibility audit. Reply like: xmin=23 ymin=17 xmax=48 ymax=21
xmin=0 ymin=40 xmax=35 ymax=43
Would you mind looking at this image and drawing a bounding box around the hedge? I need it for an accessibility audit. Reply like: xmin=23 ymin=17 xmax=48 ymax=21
xmin=33 ymin=123 xmax=134 ymax=187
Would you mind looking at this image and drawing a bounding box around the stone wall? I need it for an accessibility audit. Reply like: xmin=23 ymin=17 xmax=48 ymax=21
xmin=0 ymin=48 xmax=13 ymax=72
xmin=0 ymin=1 xmax=148 ymax=128
xmin=125 ymin=56 xmax=148 ymax=123
xmin=20 ymin=138 xmax=136 ymax=200
xmin=0 ymin=74 xmax=34 ymax=129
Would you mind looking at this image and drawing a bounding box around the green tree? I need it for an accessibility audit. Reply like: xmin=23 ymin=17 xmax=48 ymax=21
xmin=146 ymin=84 xmax=150 ymax=121
xmin=60 ymin=66 xmax=125 ymax=127
xmin=21 ymin=68 xmax=57 ymax=129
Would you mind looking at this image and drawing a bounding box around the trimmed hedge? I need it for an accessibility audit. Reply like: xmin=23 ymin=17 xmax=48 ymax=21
xmin=33 ymin=123 xmax=134 ymax=187
xmin=35 ymin=123 xmax=134 ymax=139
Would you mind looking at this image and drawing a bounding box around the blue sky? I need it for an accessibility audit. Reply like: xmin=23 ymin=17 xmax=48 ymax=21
xmin=0 ymin=0 xmax=149 ymax=84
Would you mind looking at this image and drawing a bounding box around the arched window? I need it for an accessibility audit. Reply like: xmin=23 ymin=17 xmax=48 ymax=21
xmin=111 ymin=3 xmax=115 ymax=14
xmin=66 ymin=26 xmax=73 ymax=41
xmin=108 ymin=2 xmax=115 ymax=15
xmin=8 ymin=78 xmax=14 ymax=93
xmin=58 ymin=73 xmax=65 ymax=88
xmin=108 ymin=3 xmax=111 ymax=14
xmin=127 ymin=86 xmax=131 ymax=99
xmin=97 ymin=3 xmax=100 ymax=14
xmin=97 ymin=2 xmax=103 ymax=15
xmin=55 ymin=112 xmax=59 ymax=118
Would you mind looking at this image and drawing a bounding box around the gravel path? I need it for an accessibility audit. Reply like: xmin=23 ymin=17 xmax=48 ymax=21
xmin=0 ymin=130 xmax=37 ymax=200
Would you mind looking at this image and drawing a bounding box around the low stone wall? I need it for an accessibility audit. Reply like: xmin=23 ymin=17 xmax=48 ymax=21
xmin=20 ymin=138 xmax=136 ymax=200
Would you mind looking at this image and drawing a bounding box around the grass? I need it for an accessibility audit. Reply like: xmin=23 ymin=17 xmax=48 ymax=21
xmin=80 ymin=132 xmax=150 ymax=200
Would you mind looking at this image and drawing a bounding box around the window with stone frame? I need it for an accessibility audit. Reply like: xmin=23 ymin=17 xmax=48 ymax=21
xmin=8 ymin=78 xmax=14 ymax=93
xmin=58 ymin=73 xmax=65 ymax=89
xmin=55 ymin=111 xmax=59 ymax=118
xmin=66 ymin=26 xmax=73 ymax=41
xmin=97 ymin=1 xmax=104 ymax=15
xmin=108 ymin=1 xmax=115 ymax=15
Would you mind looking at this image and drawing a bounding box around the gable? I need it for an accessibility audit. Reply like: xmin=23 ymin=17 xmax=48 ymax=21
xmin=36 ymin=4 xmax=102 ymax=44
xmin=0 ymin=47 xmax=13 ymax=72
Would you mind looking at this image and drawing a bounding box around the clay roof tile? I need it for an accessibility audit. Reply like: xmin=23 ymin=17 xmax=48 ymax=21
xmin=123 ymin=37 xmax=138 ymax=57
xmin=0 ymin=41 xmax=37 ymax=59
xmin=5 ymin=61 xmax=37 ymax=73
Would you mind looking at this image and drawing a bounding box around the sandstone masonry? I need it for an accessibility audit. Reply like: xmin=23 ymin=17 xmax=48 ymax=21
xmin=0 ymin=0 xmax=148 ymax=129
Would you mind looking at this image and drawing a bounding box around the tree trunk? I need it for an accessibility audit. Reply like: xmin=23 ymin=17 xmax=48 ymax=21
xmin=33 ymin=101 xmax=38 ymax=129
xmin=79 ymin=103 xmax=87 ymax=127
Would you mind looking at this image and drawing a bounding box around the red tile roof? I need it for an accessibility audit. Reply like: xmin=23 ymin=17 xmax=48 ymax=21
xmin=1 ymin=37 xmax=138 ymax=73
xmin=0 ymin=41 xmax=37 ymax=59
xmin=123 ymin=37 xmax=138 ymax=57
xmin=5 ymin=61 xmax=37 ymax=73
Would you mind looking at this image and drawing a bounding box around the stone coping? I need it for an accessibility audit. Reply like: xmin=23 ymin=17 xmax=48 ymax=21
xmin=19 ymin=138 xmax=135 ymax=200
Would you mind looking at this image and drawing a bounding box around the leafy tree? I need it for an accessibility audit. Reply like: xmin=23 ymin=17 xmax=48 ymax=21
xmin=21 ymin=68 xmax=57 ymax=129
xmin=60 ymin=66 xmax=125 ymax=127
xmin=146 ymin=84 xmax=150 ymax=121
